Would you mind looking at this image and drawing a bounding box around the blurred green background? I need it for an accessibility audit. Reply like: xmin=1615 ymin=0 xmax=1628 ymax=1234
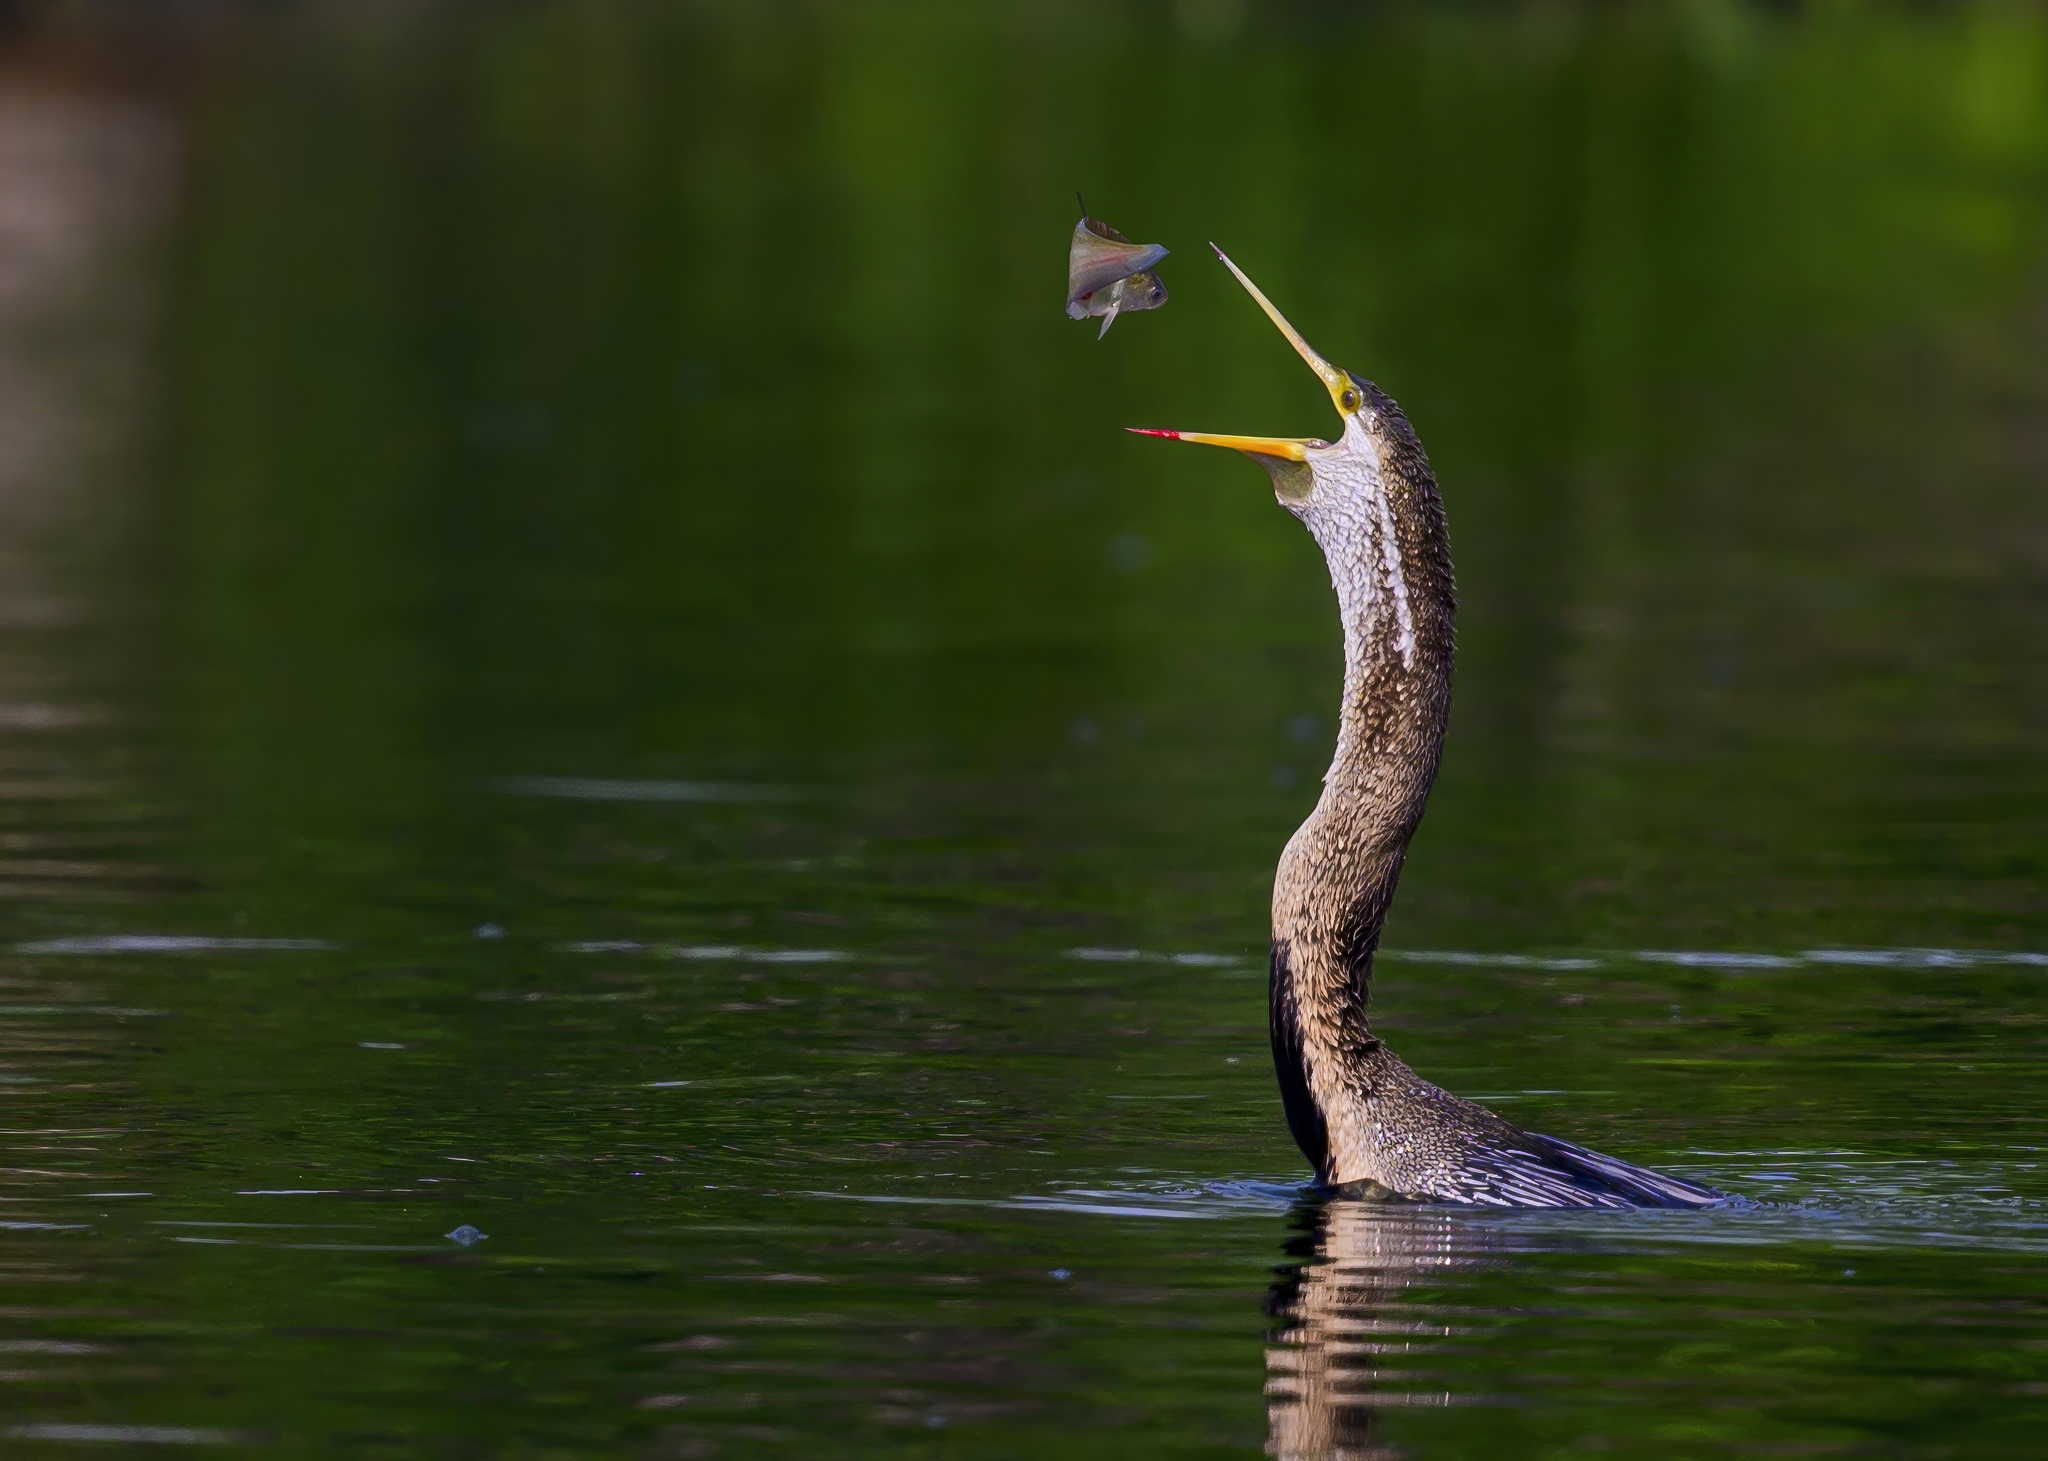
xmin=143 ymin=0 xmax=2048 ymax=954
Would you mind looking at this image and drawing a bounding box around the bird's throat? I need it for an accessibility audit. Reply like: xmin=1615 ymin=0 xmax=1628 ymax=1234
xmin=1277 ymin=479 xmax=1454 ymax=982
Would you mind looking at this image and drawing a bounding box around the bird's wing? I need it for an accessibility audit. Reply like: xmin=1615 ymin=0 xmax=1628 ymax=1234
xmin=1519 ymin=1131 xmax=1723 ymax=1207
xmin=1428 ymin=1131 xmax=1720 ymax=1210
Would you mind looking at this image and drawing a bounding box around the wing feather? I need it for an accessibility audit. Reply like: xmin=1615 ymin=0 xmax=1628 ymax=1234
xmin=1422 ymin=1131 xmax=1719 ymax=1210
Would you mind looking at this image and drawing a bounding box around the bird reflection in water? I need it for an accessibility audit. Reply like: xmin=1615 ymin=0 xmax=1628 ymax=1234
xmin=1264 ymin=1198 xmax=1500 ymax=1460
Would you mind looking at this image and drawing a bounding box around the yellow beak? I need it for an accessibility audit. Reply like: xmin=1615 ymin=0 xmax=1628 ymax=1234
xmin=1124 ymin=427 xmax=1307 ymax=462
xmin=1128 ymin=245 xmax=1348 ymax=461
xmin=1210 ymin=244 xmax=1349 ymax=396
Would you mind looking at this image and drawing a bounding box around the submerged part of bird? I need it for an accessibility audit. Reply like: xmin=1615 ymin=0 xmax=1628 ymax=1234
xmin=1066 ymin=211 xmax=1168 ymax=339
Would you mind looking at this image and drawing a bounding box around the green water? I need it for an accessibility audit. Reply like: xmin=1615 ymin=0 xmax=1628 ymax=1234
xmin=0 ymin=1 xmax=2044 ymax=1454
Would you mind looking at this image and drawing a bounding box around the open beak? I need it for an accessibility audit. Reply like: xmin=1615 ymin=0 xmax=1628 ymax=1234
xmin=1127 ymin=245 xmax=1347 ymax=462
xmin=1124 ymin=426 xmax=1308 ymax=462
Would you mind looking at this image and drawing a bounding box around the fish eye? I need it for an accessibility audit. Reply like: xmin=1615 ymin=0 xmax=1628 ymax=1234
xmin=1339 ymin=387 xmax=1361 ymax=412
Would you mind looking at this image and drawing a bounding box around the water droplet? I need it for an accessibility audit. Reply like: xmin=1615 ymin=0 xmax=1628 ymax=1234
xmin=446 ymin=1224 xmax=487 ymax=1246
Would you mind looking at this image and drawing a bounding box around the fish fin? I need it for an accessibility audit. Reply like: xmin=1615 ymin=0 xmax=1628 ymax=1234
xmin=1069 ymin=219 xmax=1170 ymax=305
xmin=1096 ymin=285 xmax=1122 ymax=339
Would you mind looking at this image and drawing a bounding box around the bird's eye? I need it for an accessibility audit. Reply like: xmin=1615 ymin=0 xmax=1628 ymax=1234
xmin=1339 ymin=388 xmax=1361 ymax=412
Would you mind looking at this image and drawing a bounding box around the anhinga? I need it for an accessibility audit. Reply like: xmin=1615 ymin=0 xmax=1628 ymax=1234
xmin=1133 ymin=250 xmax=1717 ymax=1209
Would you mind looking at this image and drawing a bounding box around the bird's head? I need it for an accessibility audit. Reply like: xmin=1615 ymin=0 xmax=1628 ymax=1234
xmin=1129 ymin=246 xmax=1377 ymax=514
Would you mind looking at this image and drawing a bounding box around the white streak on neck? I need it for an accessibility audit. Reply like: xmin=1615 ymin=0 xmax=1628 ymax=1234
xmin=1303 ymin=413 xmax=1415 ymax=678
xmin=1376 ymin=479 xmax=1416 ymax=669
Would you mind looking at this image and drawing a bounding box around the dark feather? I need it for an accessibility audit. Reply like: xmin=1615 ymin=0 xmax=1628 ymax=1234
xmin=1269 ymin=939 xmax=1330 ymax=1178
xmin=1429 ymin=1130 xmax=1721 ymax=1210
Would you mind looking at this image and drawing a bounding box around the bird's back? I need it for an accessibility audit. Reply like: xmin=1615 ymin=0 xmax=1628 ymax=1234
xmin=1331 ymin=1046 xmax=1719 ymax=1209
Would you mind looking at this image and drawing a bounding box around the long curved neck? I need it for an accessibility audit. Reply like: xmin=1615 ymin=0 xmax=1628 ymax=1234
xmin=1269 ymin=388 xmax=1454 ymax=1178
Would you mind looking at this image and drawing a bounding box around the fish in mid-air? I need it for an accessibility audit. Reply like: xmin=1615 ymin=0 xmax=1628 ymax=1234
xmin=1066 ymin=198 xmax=1168 ymax=338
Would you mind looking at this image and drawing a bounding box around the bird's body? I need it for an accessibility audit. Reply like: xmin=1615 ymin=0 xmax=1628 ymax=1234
xmin=1136 ymin=253 xmax=1717 ymax=1209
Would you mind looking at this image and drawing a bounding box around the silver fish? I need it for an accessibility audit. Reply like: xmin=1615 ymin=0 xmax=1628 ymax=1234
xmin=1066 ymin=211 xmax=1168 ymax=339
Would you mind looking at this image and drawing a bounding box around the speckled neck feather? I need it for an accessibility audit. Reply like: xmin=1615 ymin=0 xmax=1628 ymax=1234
xmin=1267 ymin=376 xmax=1717 ymax=1208
xmin=1268 ymin=379 xmax=1454 ymax=1191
